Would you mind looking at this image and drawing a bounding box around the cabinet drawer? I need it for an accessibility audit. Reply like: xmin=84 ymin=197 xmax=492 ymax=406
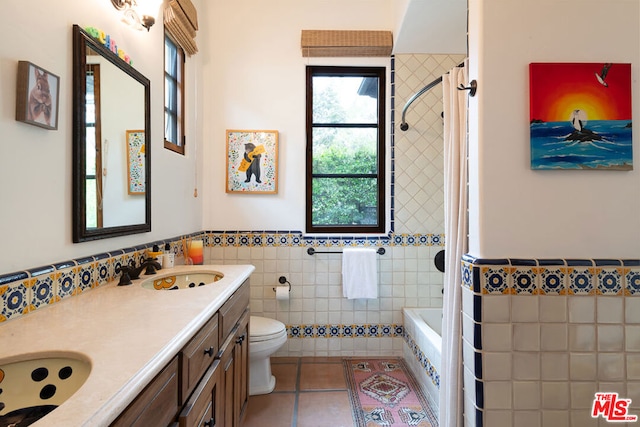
xmin=111 ymin=356 xmax=180 ymax=427
xmin=218 ymin=280 xmax=250 ymax=345
xmin=179 ymin=359 xmax=221 ymax=427
xmin=182 ymin=313 xmax=219 ymax=402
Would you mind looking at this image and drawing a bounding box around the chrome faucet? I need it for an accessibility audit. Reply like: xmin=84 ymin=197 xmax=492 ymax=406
xmin=117 ymin=258 xmax=162 ymax=286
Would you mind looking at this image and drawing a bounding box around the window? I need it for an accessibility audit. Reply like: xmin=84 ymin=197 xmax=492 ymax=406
xmin=306 ymin=66 xmax=386 ymax=234
xmin=164 ymin=33 xmax=185 ymax=154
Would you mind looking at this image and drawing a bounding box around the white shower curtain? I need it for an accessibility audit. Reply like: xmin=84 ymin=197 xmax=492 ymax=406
xmin=439 ymin=62 xmax=469 ymax=427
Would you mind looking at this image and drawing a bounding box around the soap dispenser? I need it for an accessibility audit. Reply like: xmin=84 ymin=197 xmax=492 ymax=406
xmin=163 ymin=243 xmax=175 ymax=268
xmin=148 ymin=245 xmax=163 ymax=260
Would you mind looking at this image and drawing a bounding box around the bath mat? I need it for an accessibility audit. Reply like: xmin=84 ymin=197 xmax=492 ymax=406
xmin=343 ymin=358 xmax=438 ymax=427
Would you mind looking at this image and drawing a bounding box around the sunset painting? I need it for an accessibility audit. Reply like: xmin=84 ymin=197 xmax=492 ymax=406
xmin=529 ymin=62 xmax=632 ymax=170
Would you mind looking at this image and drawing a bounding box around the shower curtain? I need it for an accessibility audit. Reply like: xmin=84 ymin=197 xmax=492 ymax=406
xmin=439 ymin=61 xmax=469 ymax=427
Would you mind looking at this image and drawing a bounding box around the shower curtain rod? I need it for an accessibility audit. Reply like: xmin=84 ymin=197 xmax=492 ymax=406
xmin=399 ymin=62 xmax=465 ymax=132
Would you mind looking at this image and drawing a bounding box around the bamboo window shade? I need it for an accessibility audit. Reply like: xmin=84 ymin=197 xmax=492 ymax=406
xmin=164 ymin=0 xmax=199 ymax=56
xmin=301 ymin=30 xmax=393 ymax=57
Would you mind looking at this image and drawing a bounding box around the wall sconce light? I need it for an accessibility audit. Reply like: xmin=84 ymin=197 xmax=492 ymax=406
xmin=111 ymin=0 xmax=162 ymax=31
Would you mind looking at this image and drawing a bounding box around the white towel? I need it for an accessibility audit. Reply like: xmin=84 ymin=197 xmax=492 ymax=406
xmin=342 ymin=248 xmax=378 ymax=299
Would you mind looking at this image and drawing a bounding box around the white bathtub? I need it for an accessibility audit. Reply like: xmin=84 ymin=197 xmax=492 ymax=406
xmin=402 ymin=307 xmax=442 ymax=416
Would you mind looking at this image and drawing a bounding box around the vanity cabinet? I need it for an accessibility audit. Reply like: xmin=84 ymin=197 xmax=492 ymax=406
xmin=178 ymin=359 xmax=222 ymax=427
xmin=110 ymin=280 xmax=250 ymax=427
xmin=235 ymin=312 xmax=249 ymax=424
xmin=220 ymin=310 xmax=249 ymax=427
xmin=181 ymin=313 xmax=220 ymax=400
xmin=111 ymin=356 xmax=181 ymax=427
xmin=219 ymin=281 xmax=250 ymax=427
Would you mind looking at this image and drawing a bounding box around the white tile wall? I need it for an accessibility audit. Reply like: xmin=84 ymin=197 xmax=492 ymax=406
xmin=461 ymin=258 xmax=640 ymax=425
xmin=394 ymin=54 xmax=465 ymax=235
xmin=207 ymin=242 xmax=446 ymax=357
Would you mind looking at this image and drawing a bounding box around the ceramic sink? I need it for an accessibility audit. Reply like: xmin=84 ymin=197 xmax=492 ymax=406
xmin=0 ymin=354 xmax=91 ymax=426
xmin=140 ymin=271 xmax=224 ymax=290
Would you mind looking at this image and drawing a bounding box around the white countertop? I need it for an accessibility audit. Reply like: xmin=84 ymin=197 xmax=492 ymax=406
xmin=0 ymin=264 xmax=255 ymax=427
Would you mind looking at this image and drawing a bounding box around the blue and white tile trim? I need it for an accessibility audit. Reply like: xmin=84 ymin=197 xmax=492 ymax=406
xmin=403 ymin=331 xmax=440 ymax=388
xmin=286 ymin=323 xmax=403 ymax=339
xmin=0 ymin=230 xmax=444 ymax=322
xmin=460 ymin=255 xmax=640 ymax=296
xmin=460 ymin=254 xmax=640 ymax=427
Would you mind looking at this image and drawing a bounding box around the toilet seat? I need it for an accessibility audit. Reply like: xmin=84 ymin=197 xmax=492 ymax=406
xmin=250 ymin=316 xmax=286 ymax=343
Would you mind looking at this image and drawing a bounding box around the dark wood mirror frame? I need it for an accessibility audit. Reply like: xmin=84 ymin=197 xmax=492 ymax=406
xmin=72 ymin=24 xmax=151 ymax=242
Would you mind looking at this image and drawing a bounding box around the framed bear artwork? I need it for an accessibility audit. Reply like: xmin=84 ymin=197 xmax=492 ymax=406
xmin=226 ymin=129 xmax=278 ymax=194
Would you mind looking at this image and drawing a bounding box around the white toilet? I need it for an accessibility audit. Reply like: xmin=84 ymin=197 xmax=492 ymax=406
xmin=249 ymin=316 xmax=287 ymax=396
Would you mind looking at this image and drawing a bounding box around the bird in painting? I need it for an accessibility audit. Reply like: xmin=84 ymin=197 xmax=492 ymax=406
xmin=595 ymin=63 xmax=612 ymax=87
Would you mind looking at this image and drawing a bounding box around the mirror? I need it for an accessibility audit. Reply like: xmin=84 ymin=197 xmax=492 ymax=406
xmin=72 ymin=25 xmax=151 ymax=242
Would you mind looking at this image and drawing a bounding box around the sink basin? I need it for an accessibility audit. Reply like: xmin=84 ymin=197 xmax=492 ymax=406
xmin=0 ymin=354 xmax=91 ymax=426
xmin=141 ymin=272 xmax=224 ymax=290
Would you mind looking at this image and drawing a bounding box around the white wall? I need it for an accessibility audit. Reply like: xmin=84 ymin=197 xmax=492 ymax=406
xmin=468 ymin=0 xmax=640 ymax=259
xmin=0 ymin=0 xmax=203 ymax=273
xmin=95 ymin=56 xmax=146 ymax=227
xmin=200 ymin=0 xmax=393 ymax=231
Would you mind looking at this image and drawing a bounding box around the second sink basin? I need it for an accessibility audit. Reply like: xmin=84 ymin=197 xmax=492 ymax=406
xmin=0 ymin=353 xmax=91 ymax=426
xmin=141 ymin=271 xmax=224 ymax=290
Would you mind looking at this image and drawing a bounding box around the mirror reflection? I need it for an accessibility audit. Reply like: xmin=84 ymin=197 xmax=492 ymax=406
xmin=73 ymin=24 xmax=151 ymax=242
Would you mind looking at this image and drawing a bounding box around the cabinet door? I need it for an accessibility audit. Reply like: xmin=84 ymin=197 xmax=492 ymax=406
xmin=110 ymin=357 xmax=180 ymax=427
xmin=234 ymin=311 xmax=250 ymax=425
xmin=178 ymin=359 xmax=222 ymax=427
xmin=219 ymin=335 xmax=235 ymax=427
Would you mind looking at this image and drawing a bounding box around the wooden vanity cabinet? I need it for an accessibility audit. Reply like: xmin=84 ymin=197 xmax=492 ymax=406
xmin=181 ymin=313 xmax=219 ymax=400
xmin=178 ymin=359 xmax=222 ymax=427
xmin=111 ymin=356 xmax=181 ymax=427
xmin=110 ymin=280 xmax=250 ymax=427
xmin=234 ymin=311 xmax=249 ymax=425
xmin=219 ymin=310 xmax=249 ymax=427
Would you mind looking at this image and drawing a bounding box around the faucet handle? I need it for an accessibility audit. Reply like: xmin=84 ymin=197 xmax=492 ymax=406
xmin=117 ymin=265 xmax=133 ymax=286
xmin=142 ymin=257 xmax=161 ymax=275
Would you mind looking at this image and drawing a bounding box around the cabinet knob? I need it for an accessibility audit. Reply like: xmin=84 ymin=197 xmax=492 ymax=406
xmin=204 ymin=346 xmax=215 ymax=357
xmin=204 ymin=417 xmax=214 ymax=426
xmin=235 ymin=334 xmax=246 ymax=344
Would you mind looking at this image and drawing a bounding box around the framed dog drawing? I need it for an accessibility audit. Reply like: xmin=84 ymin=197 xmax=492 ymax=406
xmin=16 ymin=61 xmax=60 ymax=130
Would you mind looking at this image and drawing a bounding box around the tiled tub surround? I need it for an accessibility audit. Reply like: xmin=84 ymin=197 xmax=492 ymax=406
xmin=0 ymin=231 xmax=445 ymax=359
xmin=461 ymin=255 xmax=640 ymax=427
xmin=403 ymin=307 xmax=442 ymax=419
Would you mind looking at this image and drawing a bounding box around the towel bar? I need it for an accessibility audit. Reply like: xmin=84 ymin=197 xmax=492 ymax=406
xmin=307 ymin=247 xmax=386 ymax=256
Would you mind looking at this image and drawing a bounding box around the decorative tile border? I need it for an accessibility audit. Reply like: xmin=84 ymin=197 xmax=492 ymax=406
xmin=403 ymin=330 xmax=440 ymax=388
xmin=203 ymin=230 xmax=445 ymax=248
xmin=286 ymin=323 xmax=403 ymax=339
xmin=461 ymin=255 xmax=640 ymax=296
xmin=0 ymin=231 xmax=445 ymax=323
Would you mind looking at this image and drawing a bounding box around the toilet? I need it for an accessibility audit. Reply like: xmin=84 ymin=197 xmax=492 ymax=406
xmin=249 ymin=316 xmax=287 ymax=396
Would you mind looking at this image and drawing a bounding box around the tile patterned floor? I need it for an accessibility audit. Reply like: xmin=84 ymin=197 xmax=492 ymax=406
xmin=242 ymin=357 xmax=355 ymax=427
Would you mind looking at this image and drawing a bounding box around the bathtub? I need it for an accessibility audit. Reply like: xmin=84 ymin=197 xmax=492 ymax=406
xmin=402 ymin=308 xmax=442 ymax=416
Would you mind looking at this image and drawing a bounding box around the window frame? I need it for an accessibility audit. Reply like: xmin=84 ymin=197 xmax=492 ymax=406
xmin=305 ymin=65 xmax=386 ymax=234
xmin=164 ymin=32 xmax=185 ymax=155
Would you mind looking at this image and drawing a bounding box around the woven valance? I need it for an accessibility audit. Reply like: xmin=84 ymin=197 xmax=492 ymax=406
xmin=164 ymin=0 xmax=198 ymax=56
xmin=301 ymin=30 xmax=393 ymax=57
